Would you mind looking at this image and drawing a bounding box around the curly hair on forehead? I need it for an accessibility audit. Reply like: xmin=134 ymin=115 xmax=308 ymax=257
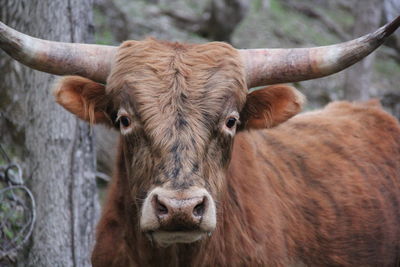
xmin=103 ymin=38 xmax=247 ymax=150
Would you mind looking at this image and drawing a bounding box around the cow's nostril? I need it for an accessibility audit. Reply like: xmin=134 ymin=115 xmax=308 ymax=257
xmin=154 ymin=195 xmax=168 ymax=216
xmin=157 ymin=202 xmax=168 ymax=215
xmin=193 ymin=200 xmax=205 ymax=217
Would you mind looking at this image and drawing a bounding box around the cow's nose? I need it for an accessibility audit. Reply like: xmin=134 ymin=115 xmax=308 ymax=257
xmin=140 ymin=187 xmax=216 ymax=238
xmin=152 ymin=194 xmax=208 ymax=231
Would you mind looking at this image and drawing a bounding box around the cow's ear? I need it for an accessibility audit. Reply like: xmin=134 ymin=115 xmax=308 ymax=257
xmin=239 ymin=85 xmax=305 ymax=130
xmin=54 ymin=76 xmax=112 ymax=125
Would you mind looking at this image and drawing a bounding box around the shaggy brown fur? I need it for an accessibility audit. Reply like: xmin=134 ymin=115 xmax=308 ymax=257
xmin=54 ymin=38 xmax=400 ymax=266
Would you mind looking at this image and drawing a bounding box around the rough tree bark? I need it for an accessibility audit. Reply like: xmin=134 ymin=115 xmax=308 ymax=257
xmin=343 ymin=0 xmax=382 ymax=101
xmin=0 ymin=1 xmax=99 ymax=266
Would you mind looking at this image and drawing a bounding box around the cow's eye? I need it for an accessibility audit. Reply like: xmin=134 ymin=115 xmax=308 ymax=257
xmin=226 ymin=117 xmax=237 ymax=128
xmin=119 ymin=116 xmax=131 ymax=128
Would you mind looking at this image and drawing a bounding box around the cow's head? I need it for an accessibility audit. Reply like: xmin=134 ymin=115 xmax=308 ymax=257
xmin=1 ymin=17 xmax=399 ymax=246
xmin=53 ymin=39 xmax=305 ymax=246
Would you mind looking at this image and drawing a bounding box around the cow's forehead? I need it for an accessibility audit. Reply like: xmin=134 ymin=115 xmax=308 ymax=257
xmin=106 ymin=38 xmax=247 ymax=107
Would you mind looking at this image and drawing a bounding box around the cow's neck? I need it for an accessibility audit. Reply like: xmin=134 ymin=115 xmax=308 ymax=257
xmin=204 ymin=133 xmax=296 ymax=266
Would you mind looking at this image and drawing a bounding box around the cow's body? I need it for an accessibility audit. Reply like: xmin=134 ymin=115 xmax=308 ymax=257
xmin=93 ymin=100 xmax=400 ymax=266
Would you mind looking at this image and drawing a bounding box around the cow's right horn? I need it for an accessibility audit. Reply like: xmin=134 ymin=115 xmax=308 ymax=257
xmin=0 ymin=21 xmax=117 ymax=84
xmin=240 ymin=15 xmax=400 ymax=89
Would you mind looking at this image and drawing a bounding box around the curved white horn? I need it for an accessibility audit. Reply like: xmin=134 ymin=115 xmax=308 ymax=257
xmin=0 ymin=21 xmax=117 ymax=83
xmin=240 ymin=16 xmax=400 ymax=88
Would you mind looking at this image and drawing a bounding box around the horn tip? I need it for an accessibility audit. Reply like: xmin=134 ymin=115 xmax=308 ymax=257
xmin=382 ymin=15 xmax=400 ymax=38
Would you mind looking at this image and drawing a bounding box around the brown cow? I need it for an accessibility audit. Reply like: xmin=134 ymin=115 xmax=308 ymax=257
xmin=1 ymin=17 xmax=400 ymax=266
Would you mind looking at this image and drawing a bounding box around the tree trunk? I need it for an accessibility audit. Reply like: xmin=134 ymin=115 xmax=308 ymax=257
xmin=0 ymin=1 xmax=99 ymax=266
xmin=343 ymin=0 xmax=382 ymax=101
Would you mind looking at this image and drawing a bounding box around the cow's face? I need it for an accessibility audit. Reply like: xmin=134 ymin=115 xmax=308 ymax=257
xmin=54 ymin=39 xmax=304 ymax=246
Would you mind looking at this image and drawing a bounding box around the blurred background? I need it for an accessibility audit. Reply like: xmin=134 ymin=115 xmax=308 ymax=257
xmin=1 ymin=0 xmax=400 ymax=266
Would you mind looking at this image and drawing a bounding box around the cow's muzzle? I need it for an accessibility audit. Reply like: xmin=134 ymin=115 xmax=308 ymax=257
xmin=140 ymin=187 xmax=216 ymax=246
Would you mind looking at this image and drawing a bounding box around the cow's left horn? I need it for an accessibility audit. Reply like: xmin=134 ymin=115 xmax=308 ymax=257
xmin=240 ymin=15 xmax=400 ymax=89
xmin=0 ymin=21 xmax=117 ymax=84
